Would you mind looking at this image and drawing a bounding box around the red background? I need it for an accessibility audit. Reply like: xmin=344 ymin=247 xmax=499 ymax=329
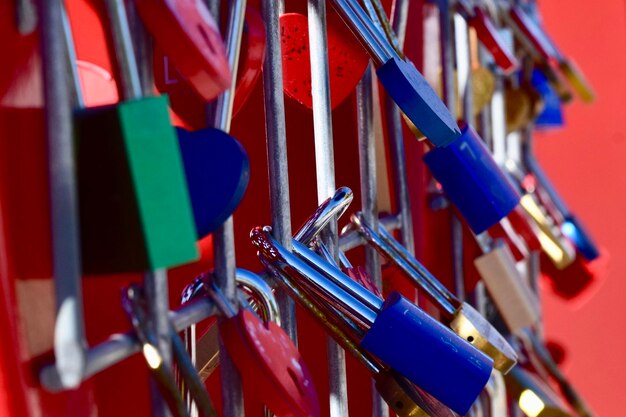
xmin=537 ymin=0 xmax=626 ymax=415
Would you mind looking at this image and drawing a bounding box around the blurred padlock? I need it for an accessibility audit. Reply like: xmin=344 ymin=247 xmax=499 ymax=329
xmin=122 ymin=284 xmax=217 ymax=417
xmin=505 ymin=366 xmax=573 ymax=417
xmin=329 ymin=0 xmax=461 ymax=146
xmin=176 ymin=127 xmax=250 ymax=238
xmin=133 ymin=0 xmax=231 ymax=101
xmin=456 ymin=2 xmax=519 ymax=74
xmin=349 ymin=212 xmax=517 ymax=373
xmin=505 ymin=84 xmax=545 ymax=134
xmin=252 ymin=226 xmax=493 ymax=416
xmin=203 ymin=275 xmax=320 ymax=417
xmin=474 ymin=240 xmax=540 ymax=334
xmin=531 ymin=69 xmax=565 ymax=129
xmin=520 ymin=329 xmax=596 ymax=417
xmin=423 ymin=123 xmax=521 ymax=234
xmin=77 ymin=0 xmax=198 ymax=274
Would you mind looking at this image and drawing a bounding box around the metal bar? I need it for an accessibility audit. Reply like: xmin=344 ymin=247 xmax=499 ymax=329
xmin=60 ymin=2 xmax=84 ymax=109
xmin=385 ymin=0 xmax=415 ymax=257
xmin=40 ymin=297 xmax=216 ymax=392
xmin=39 ymin=0 xmax=86 ymax=390
xmin=16 ymin=0 xmax=37 ymax=35
xmin=357 ymin=63 xmax=388 ymax=417
xmin=210 ymin=1 xmax=247 ymax=415
xmin=330 ymin=0 xmax=389 ymax=66
xmin=261 ymin=0 xmax=297 ymax=342
xmin=306 ymin=0 xmax=348 ymax=415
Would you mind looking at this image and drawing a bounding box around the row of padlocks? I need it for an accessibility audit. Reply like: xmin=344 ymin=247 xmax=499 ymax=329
xmin=0 ymin=0 xmax=604 ymax=416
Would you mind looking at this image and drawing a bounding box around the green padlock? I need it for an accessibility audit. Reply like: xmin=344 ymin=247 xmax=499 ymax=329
xmin=76 ymin=0 xmax=197 ymax=274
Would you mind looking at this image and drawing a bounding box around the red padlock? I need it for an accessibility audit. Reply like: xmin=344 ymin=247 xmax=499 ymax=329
xmin=280 ymin=11 xmax=369 ymax=110
xmin=469 ymin=7 xmax=519 ymax=74
xmin=205 ymin=277 xmax=320 ymax=417
xmin=154 ymin=5 xmax=266 ymax=129
xmin=134 ymin=0 xmax=231 ymax=102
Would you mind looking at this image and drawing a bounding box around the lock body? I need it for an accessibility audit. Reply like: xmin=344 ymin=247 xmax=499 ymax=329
xmin=474 ymin=244 xmax=540 ymax=333
xmin=176 ymin=127 xmax=250 ymax=238
xmin=423 ymin=124 xmax=521 ymax=233
xmin=76 ymin=95 xmax=198 ymax=273
xmin=361 ymin=292 xmax=493 ymax=415
xmin=377 ymin=56 xmax=461 ymax=146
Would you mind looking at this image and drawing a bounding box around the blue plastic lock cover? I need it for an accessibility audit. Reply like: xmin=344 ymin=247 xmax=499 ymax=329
xmin=177 ymin=127 xmax=250 ymax=238
xmin=423 ymin=124 xmax=521 ymax=234
xmin=376 ymin=56 xmax=461 ymax=147
xmin=361 ymin=291 xmax=493 ymax=415
xmin=532 ymin=69 xmax=564 ymax=128
xmin=562 ymin=215 xmax=600 ymax=261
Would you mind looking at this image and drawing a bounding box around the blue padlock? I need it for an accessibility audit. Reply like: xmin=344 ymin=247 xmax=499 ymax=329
xmin=252 ymin=227 xmax=494 ymax=416
xmin=423 ymin=124 xmax=521 ymax=234
xmin=377 ymin=57 xmax=461 ymax=146
xmin=561 ymin=215 xmax=600 ymax=261
xmin=531 ymin=69 xmax=564 ymax=128
xmin=176 ymin=127 xmax=250 ymax=238
xmin=330 ymin=0 xmax=461 ymax=146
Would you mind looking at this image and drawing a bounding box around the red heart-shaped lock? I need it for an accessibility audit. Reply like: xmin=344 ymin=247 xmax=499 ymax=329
xmin=280 ymin=12 xmax=369 ymax=109
xmin=220 ymin=309 xmax=320 ymax=417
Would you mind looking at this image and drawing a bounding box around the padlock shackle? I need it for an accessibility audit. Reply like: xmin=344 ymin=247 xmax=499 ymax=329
xmin=330 ymin=0 xmax=396 ymax=66
xmin=290 ymin=239 xmax=384 ymax=314
xmin=264 ymin=262 xmax=381 ymax=374
xmin=104 ymin=0 xmax=143 ymax=100
xmin=350 ymin=212 xmax=458 ymax=318
xmin=294 ymin=187 xmax=354 ymax=246
xmin=252 ymin=227 xmax=380 ymax=326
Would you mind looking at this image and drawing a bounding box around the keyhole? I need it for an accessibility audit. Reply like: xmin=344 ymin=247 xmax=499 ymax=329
xmin=197 ymin=24 xmax=217 ymax=55
xmin=467 ymin=336 xmax=475 ymax=343
xmin=288 ymin=368 xmax=305 ymax=396
xmin=395 ymin=401 xmax=404 ymax=410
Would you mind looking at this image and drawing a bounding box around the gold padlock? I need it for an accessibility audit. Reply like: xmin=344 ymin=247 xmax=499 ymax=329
xmin=506 ymin=366 xmax=574 ymax=417
xmin=505 ymin=84 xmax=545 ymax=133
xmin=558 ymin=59 xmax=595 ymax=103
xmin=520 ymin=194 xmax=576 ymax=269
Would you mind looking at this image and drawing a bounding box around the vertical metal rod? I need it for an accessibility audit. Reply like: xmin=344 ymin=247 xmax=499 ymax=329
xmin=385 ymin=0 xmax=415 ymax=257
xmin=211 ymin=1 xmax=247 ymax=416
xmin=40 ymin=0 xmax=86 ymax=390
xmin=357 ymin=65 xmax=388 ymax=417
xmin=307 ymin=1 xmax=348 ymax=415
xmin=60 ymin=3 xmax=84 ymax=109
xmin=261 ymin=0 xmax=297 ymax=343
xmin=105 ymin=0 xmax=173 ymax=414
xmin=438 ymin=0 xmax=465 ymax=300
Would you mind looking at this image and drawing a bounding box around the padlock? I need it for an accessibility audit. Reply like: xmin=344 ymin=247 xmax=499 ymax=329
xmin=252 ymin=226 xmax=493 ymax=415
xmin=329 ymin=0 xmax=461 ymax=146
xmin=519 ymin=194 xmax=576 ymax=269
xmin=77 ymin=0 xmax=198 ymax=274
xmin=560 ymin=215 xmax=600 ymax=261
xmin=122 ymin=284 xmax=217 ymax=417
xmin=202 ymin=274 xmax=320 ymax=417
xmin=520 ymin=329 xmax=596 ymax=417
xmin=423 ymin=123 xmax=521 ymax=234
xmin=280 ymin=11 xmax=369 ymax=109
xmin=349 ymin=212 xmax=517 ymax=373
xmin=505 ymin=366 xmax=573 ymax=417
xmin=456 ymin=3 xmax=518 ymax=74
xmin=531 ymin=69 xmax=565 ymax=128
xmin=265 ymin=258 xmax=452 ymax=417
xmin=505 ymin=85 xmax=545 ymax=134
xmin=133 ymin=0 xmax=231 ymax=102
xmin=473 ymin=241 xmax=540 ymax=334
xmin=154 ymin=4 xmax=266 ymax=126
xmin=176 ymin=127 xmax=250 ymax=238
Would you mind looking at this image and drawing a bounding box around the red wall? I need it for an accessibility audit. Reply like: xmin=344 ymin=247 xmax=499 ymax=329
xmin=537 ymin=1 xmax=626 ymax=415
